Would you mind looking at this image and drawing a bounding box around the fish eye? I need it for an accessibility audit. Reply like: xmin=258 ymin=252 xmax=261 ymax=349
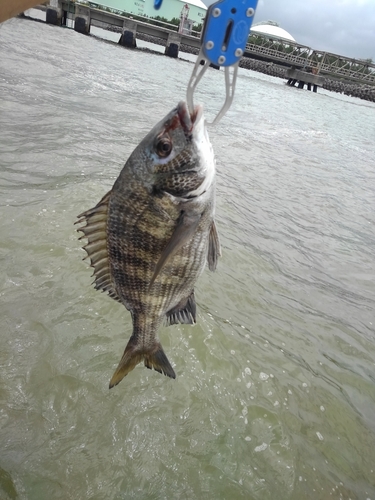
xmin=155 ymin=136 xmax=172 ymax=158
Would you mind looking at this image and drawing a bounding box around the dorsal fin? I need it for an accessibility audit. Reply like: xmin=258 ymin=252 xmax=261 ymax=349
xmin=207 ymin=220 xmax=221 ymax=272
xmin=166 ymin=290 xmax=196 ymax=326
xmin=76 ymin=191 xmax=121 ymax=303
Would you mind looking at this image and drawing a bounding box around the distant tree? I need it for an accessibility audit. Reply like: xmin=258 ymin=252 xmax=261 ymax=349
xmin=170 ymin=17 xmax=180 ymax=27
xmin=247 ymin=34 xmax=263 ymax=45
xmin=253 ymin=20 xmax=279 ymax=27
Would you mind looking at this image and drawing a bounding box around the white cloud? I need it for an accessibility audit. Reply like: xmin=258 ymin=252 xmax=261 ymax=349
xmin=252 ymin=0 xmax=375 ymax=59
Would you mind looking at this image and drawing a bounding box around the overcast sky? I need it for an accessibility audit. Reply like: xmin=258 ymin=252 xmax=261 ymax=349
xmin=252 ymin=0 xmax=375 ymax=60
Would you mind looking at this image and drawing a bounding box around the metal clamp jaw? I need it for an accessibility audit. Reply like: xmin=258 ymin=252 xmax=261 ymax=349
xmin=187 ymin=0 xmax=258 ymax=125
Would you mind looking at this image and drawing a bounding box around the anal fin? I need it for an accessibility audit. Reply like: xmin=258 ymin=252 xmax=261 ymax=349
xmin=166 ymin=290 xmax=197 ymax=326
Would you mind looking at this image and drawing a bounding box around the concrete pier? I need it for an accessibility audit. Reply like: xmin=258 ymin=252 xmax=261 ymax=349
xmin=165 ymin=32 xmax=181 ymax=58
xmin=286 ymin=68 xmax=325 ymax=93
xmin=74 ymin=5 xmax=90 ymax=35
xmin=119 ymin=19 xmax=137 ymax=48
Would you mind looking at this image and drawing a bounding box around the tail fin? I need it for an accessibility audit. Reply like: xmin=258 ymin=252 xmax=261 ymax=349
xmin=109 ymin=338 xmax=176 ymax=388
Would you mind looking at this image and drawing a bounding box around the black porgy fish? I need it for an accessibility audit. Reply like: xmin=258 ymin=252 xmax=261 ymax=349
xmin=77 ymin=101 xmax=220 ymax=388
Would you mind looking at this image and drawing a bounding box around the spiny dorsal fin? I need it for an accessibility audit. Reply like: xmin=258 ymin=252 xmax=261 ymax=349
xmin=76 ymin=191 xmax=121 ymax=303
xmin=208 ymin=220 xmax=221 ymax=272
xmin=166 ymin=290 xmax=196 ymax=326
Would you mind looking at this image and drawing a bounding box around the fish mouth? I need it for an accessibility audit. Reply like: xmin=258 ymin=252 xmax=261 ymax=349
xmin=177 ymin=101 xmax=203 ymax=137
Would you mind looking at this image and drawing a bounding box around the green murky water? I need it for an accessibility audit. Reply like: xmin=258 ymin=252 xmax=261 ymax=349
xmin=1 ymin=14 xmax=375 ymax=500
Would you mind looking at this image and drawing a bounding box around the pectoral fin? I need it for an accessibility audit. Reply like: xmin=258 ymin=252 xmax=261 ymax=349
xmin=149 ymin=211 xmax=201 ymax=288
xmin=207 ymin=221 xmax=221 ymax=271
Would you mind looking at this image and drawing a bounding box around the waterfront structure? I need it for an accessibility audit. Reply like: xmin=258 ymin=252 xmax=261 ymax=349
xmin=44 ymin=1 xmax=375 ymax=95
xmin=91 ymin=0 xmax=207 ymax=25
xmin=251 ymin=20 xmax=295 ymax=42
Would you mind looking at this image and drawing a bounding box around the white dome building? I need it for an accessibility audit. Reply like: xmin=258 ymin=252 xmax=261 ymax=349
xmin=251 ymin=21 xmax=295 ymax=42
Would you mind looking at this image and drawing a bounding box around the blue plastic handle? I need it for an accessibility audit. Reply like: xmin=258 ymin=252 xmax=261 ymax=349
xmin=202 ymin=0 xmax=259 ymax=67
xmin=154 ymin=0 xmax=163 ymax=10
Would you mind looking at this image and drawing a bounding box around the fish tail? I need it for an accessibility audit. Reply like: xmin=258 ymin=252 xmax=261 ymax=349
xmin=109 ymin=337 xmax=176 ymax=388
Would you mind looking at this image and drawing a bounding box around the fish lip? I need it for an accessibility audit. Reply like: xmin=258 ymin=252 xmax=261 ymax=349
xmin=177 ymin=101 xmax=203 ymax=136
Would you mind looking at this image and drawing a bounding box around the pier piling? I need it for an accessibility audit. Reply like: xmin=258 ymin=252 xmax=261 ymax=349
xmin=46 ymin=0 xmax=62 ymax=25
xmin=165 ymin=33 xmax=181 ymax=58
xmin=286 ymin=68 xmax=325 ymax=93
xmin=119 ymin=19 xmax=137 ymax=48
xmin=74 ymin=5 xmax=90 ymax=34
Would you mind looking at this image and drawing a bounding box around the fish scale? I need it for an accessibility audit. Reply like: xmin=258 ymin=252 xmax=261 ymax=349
xmin=77 ymin=101 xmax=221 ymax=388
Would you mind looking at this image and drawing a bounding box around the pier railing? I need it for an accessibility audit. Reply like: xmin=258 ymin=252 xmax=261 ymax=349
xmin=309 ymin=51 xmax=375 ymax=83
xmin=245 ymin=43 xmax=311 ymax=69
xmin=246 ymin=35 xmax=375 ymax=85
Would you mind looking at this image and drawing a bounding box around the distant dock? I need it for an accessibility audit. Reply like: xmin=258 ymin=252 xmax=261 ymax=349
xmin=29 ymin=2 xmax=375 ymax=102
